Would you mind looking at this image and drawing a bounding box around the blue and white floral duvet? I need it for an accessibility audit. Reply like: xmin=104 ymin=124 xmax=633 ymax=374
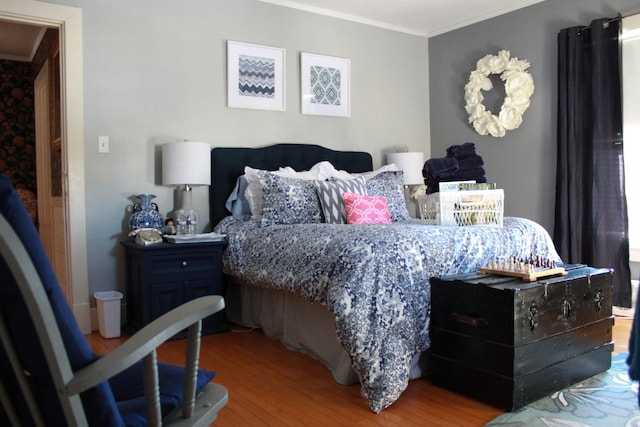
xmin=214 ymin=216 xmax=561 ymax=413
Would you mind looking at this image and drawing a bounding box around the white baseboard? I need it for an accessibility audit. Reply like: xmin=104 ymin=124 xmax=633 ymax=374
xmin=73 ymin=301 xmax=91 ymax=334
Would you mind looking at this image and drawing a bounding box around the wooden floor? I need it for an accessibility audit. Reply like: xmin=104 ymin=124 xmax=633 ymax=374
xmin=87 ymin=316 xmax=632 ymax=427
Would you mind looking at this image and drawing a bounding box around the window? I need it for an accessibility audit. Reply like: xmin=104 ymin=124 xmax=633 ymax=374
xmin=623 ymin=14 xmax=640 ymax=261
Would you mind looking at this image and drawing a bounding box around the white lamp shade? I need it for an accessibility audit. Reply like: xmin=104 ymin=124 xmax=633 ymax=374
xmin=388 ymin=152 xmax=424 ymax=185
xmin=162 ymin=141 xmax=212 ymax=186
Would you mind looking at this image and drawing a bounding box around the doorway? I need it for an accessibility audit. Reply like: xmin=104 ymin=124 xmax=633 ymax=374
xmin=0 ymin=0 xmax=90 ymax=333
xmin=34 ymin=44 xmax=72 ymax=303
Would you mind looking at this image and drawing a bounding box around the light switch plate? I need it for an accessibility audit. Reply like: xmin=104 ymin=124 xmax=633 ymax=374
xmin=98 ymin=136 xmax=109 ymax=153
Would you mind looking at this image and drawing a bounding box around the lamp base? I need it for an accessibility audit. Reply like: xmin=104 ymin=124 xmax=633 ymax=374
xmin=173 ymin=186 xmax=198 ymax=235
xmin=174 ymin=209 xmax=199 ymax=235
xmin=177 ymin=185 xmax=193 ymax=211
xmin=404 ymin=184 xmax=420 ymax=219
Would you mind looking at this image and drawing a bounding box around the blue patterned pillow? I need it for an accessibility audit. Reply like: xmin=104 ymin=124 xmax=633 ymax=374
xmin=258 ymin=171 xmax=323 ymax=226
xmin=314 ymin=177 xmax=367 ymax=224
xmin=366 ymin=171 xmax=410 ymax=221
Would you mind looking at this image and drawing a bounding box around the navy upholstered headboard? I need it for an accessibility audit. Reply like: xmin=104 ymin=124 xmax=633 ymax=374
xmin=209 ymin=143 xmax=373 ymax=226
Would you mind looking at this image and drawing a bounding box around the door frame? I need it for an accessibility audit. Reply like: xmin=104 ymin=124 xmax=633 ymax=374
xmin=1 ymin=0 xmax=90 ymax=333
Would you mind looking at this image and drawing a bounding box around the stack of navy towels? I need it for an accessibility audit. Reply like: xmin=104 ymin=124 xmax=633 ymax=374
xmin=422 ymin=142 xmax=487 ymax=194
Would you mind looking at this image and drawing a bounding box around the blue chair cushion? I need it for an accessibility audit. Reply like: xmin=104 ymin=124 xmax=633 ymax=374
xmin=0 ymin=174 xmax=125 ymax=426
xmin=111 ymin=362 xmax=216 ymax=426
xmin=0 ymin=174 xmax=217 ymax=426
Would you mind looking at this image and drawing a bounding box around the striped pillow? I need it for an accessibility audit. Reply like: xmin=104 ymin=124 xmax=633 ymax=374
xmin=314 ymin=177 xmax=367 ymax=224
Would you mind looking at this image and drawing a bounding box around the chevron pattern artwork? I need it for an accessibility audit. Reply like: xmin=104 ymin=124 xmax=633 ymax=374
xmin=310 ymin=65 xmax=341 ymax=105
xmin=238 ymin=54 xmax=275 ymax=98
xmin=342 ymin=192 xmax=392 ymax=225
xmin=314 ymin=177 xmax=367 ymax=224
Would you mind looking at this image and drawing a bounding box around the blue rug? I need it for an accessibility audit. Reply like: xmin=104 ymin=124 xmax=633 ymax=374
xmin=485 ymin=353 xmax=640 ymax=426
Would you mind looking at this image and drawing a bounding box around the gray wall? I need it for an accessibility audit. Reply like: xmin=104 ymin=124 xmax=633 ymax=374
xmin=52 ymin=0 xmax=640 ymax=299
xmin=429 ymin=0 xmax=640 ymax=234
xmin=46 ymin=0 xmax=430 ymax=296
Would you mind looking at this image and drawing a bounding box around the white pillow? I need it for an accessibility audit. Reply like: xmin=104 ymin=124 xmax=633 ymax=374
xmin=244 ymin=161 xmax=336 ymax=221
xmin=331 ymin=163 xmax=400 ymax=180
xmin=307 ymin=161 xmax=337 ymax=180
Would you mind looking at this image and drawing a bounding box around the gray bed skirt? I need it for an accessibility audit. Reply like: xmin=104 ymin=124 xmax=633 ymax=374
xmin=225 ymin=279 xmax=429 ymax=386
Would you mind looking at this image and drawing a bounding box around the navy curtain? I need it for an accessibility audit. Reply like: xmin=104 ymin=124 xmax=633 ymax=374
xmin=554 ymin=17 xmax=631 ymax=307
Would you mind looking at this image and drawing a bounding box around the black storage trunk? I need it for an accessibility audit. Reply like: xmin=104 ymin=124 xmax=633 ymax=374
xmin=429 ymin=265 xmax=614 ymax=410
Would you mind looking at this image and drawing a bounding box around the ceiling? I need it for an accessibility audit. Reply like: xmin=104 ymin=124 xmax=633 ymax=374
xmin=0 ymin=0 xmax=545 ymax=61
xmin=0 ymin=20 xmax=46 ymax=61
xmin=258 ymin=0 xmax=546 ymax=36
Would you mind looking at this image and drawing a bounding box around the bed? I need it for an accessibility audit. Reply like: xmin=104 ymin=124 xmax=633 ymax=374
xmin=209 ymin=143 xmax=561 ymax=413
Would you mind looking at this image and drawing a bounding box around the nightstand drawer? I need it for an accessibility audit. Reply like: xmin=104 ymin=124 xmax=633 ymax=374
xmin=148 ymin=252 xmax=220 ymax=281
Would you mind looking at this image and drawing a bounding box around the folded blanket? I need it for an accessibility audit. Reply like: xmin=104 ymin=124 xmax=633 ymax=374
xmin=425 ymin=166 xmax=487 ymax=194
xmin=423 ymin=157 xmax=459 ymax=194
xmin=457 ymin=155 xmax=484 ymax=170
xmin=422 ymin=157 xmax=459 ymax=179
xmin=426 ymin=181 xmax=439 ymax=194
xmin=426 ymin=144 xmax=487 ymax=194
xmin=446 ymin=142 xmax=476 ymax=158
xmin=447 ymin=169 xmax=487 ymax=182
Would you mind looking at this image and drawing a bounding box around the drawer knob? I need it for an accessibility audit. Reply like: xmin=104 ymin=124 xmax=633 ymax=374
xmin=181 ymin=261 xmax=188 ymax=268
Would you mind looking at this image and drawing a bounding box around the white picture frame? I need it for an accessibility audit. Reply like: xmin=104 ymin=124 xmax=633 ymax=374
xmin=300 ymin=52 xmax=350 ymax=117
xmin=227 ymin=40 xmax=285 ymax=111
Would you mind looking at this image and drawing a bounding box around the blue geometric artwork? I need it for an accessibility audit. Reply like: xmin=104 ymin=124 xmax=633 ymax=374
xmin=310 ymin=66 xmax=341 ymax=105
xmin=300 ymin=52 xmax=349 ymax=116
xmin=238 ymin=55 xmax=275 ymax=98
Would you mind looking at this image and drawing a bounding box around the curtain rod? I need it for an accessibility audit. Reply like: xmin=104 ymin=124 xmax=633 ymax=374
xmin=579 ymin=15 xmax=621 ymax=33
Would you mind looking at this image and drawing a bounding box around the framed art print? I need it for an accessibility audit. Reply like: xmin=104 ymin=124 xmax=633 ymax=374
xmin=227 ymin=40 xmax=285 ymax=111
xmin=301 ymin=52 xmax=350 ymax=117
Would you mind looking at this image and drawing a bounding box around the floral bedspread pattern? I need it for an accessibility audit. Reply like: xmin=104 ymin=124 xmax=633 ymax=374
xmin=215 ymin=217 xmax=561 ymax=413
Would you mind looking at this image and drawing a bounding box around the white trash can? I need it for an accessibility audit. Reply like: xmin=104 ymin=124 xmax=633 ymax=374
xmin=94 ymin=291 xmax=123 ymax=338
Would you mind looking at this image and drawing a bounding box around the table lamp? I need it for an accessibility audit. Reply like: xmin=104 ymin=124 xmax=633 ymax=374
xmin=387 ymin=152 xmax=425 ymax=186
xmin=162 ymin=141 xmax=211 ymax=234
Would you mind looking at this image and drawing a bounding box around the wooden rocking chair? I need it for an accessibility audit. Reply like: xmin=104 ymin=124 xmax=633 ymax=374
xmin=0 ymin=174 xmax=228 ymax=426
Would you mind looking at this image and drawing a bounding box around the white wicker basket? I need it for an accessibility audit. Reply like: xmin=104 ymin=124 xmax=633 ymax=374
xmin=417 ymin=189 xmax=504 ymax=226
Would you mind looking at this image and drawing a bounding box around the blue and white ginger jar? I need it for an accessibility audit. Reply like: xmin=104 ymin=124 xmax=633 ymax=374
xmin=129 ymin=194 xmax=164 ymax=231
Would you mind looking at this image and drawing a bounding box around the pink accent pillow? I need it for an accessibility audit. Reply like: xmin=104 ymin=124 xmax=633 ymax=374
xmin=342 ymin=192 xmax=392 ymax=224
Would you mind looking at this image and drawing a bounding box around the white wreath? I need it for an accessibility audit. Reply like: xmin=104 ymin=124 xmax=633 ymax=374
xmin=464 ymin=50 xmax=534 ymax=138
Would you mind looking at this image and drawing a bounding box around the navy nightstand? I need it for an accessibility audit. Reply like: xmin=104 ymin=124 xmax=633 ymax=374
xmin=121 ymin=240 xmax=228 ymax=337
